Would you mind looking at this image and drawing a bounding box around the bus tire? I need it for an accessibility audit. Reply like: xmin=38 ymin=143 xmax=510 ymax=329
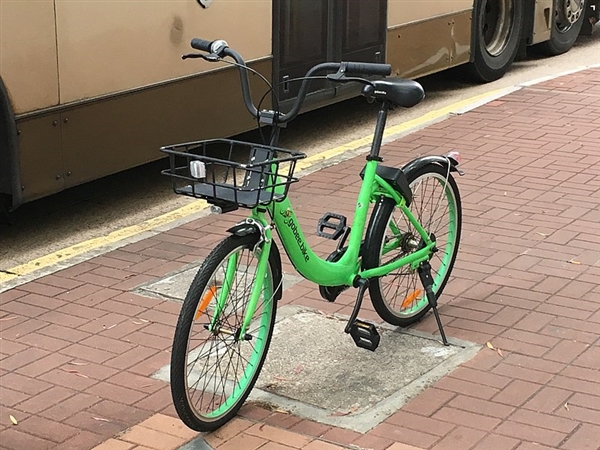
xmin=467 ymin=0 xmax=525 ymax=82
xmin=535 ymin=0 xmax=586 ymax=55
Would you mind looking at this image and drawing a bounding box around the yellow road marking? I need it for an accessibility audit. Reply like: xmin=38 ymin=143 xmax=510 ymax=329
xmin=0 ymin=88 xmax=509 ymax=286
xmin=0 ymin=200 xmax=208 ymax=284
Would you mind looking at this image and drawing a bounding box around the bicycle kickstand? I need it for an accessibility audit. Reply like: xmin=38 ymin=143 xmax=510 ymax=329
xmin=417 ymin=261 xmax=449 ymax=346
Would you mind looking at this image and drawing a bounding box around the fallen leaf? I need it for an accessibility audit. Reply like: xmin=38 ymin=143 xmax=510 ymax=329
xmin=486 ymin=342 xmax=496 ymax=350
xmin=273 ymin=409 xmax=289 ymax=414
xmin=67 ymin=362 xmax=88 ymax=366
xmin=536 ymin=232 xmax=549 ymax=237
xmin=105 ymin=324 xmax=117 ymax=330
xmin=9 ymin=415 xmax=18 ymax=425
xmin=564 ymin=402 xmax=570 ymax=411
xmin=61 ymin=368 xmax=89 ymax=378
xmin=0 ymin=316 xmax=18 ymax=322
xmin=92 ymin=417 xmax=110 ymax=422
xmin=273 ymin=376 xmax=291 ymax=382
xmin=348 ymin=445 xmax=372 ymax=450
xmin=138 ymin=318 xmax=150 ymax=323
xmin=568 ymin=260 xmax=581 ymax=265
xmin=132 ymin=321 xmax=143 ymax=325
xmin=497 ymin=348 xmax=504 ymax=357
xmin=330 ymin=404 xmax=360 ymax=416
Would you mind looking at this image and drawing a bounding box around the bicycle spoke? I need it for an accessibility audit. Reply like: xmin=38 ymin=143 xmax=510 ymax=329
xmin=175 ymin=237 xmax=276 ymax=426
xmin=370 ymin=167 xmax=460 ymax=324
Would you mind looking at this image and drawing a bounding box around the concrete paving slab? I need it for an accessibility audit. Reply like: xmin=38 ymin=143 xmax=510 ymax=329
xmin=153 ymin=306 xmax=480 ymax=433
xmin=135 ymin=264 xmax=304 ymax=301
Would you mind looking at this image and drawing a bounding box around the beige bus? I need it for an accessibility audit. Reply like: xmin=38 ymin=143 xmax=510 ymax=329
xmin=0 ymin=0 xmax=595 ymax=211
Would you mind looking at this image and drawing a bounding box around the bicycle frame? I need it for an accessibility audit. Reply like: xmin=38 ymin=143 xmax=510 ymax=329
xmin=219 ymin=99 xmax=441 ymax=337
xmin=271 ymin=160 xmax=436 ymax=286
xmin=227 ymin=159 xmax=436 ymax=337
xmin=188 ymin=55 xmax=451 ymax=338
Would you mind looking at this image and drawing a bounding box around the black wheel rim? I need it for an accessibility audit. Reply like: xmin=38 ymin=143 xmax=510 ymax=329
xmin=482 ymin=0 xmax=515 ymax=56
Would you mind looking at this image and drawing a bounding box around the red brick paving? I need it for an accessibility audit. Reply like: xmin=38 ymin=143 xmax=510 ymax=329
xmin=1 ymin=69 xmax=600 ymax=450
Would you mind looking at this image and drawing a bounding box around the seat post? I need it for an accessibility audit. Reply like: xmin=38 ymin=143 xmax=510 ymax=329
xmin=368 ymin=101 xmax=389 ymax=161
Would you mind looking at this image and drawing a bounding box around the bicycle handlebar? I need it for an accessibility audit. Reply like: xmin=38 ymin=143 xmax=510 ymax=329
xmin=344 ymin=62 xmax=391 ymax=77
xmin=190 ymin=38 xmax=213 ymax=52
xmin=188 ymin=38 xmax=392 ymax=124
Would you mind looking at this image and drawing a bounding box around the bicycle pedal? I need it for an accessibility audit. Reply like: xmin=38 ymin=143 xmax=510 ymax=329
xmin=317 ymin=212 xmax=347 ymax=240
xmin=349 ymin=320 xmax=380 ymax=351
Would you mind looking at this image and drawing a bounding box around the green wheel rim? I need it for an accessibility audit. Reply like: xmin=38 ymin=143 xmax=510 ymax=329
xmin=184 ymin=246 xmax=274 ymax=421
xmin=381 ymin=171 xmax=459 ymax=317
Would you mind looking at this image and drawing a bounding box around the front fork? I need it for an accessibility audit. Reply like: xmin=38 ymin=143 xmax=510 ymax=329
xmin=210 ymin=217 xmax=273 ymax=341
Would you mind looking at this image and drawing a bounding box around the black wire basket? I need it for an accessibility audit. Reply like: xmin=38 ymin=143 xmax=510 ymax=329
xmin=161 ymin=139 xmax=306 ymax=209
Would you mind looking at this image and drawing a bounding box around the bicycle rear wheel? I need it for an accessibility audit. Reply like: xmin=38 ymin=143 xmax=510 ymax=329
xmin=364 ymin=163 xmax=462 ymax=326
xmin=170 ymin=234 xmax=280 ymax=431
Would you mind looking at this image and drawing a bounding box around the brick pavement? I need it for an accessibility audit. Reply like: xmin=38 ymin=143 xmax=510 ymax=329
xmin=1 ymin=68 xmax=599 ymax=450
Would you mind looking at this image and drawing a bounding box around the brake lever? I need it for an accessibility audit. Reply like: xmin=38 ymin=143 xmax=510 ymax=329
xmin=182 ymin=53 xmax=220 ymax=62
xmin=326 ymin=74 xmax=373 ymax=86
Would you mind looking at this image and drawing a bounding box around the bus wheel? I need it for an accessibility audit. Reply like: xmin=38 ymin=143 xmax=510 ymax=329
xmin=536 ymin=0 xmax=586 ymax=55
xmin=468 ymin=0 xmax=524 ymax=82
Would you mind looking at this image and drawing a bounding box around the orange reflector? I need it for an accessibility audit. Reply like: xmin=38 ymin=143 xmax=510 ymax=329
xmin=401 ymin=289 xmax=421 ymax=308
xmin=195 ymin=286 xmax=217 ymax=320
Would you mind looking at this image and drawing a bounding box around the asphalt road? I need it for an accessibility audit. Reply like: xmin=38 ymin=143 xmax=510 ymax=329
xmin=1 ymin=31 xmax=600 ymax=271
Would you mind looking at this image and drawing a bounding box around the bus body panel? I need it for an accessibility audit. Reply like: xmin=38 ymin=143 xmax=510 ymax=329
xmin=1 ymin=0 xmax=59 ymax=113
xmin=388 ymin=1 xmax=472 ymax=26
xmin=387 ymin=10 xmax=472 ymax=79
xmin=16 ymin=113 xmax=64 ymax=201
xmin=0 ymin=0 xmax=590 ymax=209
xmin=17 ymin=60 xmax=272 ymax=203
xmin=54 ymin=0 xmax=271 ymax=104
xmin=532 ymin=0 xmax=553 ymax=44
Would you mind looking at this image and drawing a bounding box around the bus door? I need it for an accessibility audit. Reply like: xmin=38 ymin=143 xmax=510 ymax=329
xmin=274 ymin=0 xmax=386 ymax=104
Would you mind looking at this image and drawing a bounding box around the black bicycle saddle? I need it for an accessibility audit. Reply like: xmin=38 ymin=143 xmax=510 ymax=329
xmin=363 ymin=79 xmax=425 ymax=108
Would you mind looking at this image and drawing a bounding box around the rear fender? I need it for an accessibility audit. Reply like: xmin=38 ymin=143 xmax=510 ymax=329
xmin=402 ymin=154 xmax=464 ymax=177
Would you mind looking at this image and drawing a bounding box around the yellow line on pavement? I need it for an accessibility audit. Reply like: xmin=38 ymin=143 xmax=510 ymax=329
xmin=0 ymin=200 xmax=208 ymax=284
xmin=1 ymin=88 xmax=509 ymax=285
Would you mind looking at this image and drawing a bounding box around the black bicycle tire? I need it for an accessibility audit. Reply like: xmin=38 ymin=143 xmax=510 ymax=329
xmin=170 ymin=233 xmax=279 ymax=431
xmin=363 ymin=163 xmax=462 ymax=326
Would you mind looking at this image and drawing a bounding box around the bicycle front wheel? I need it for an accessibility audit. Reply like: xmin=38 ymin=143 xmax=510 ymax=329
xmin=170 ymin=234 xmax=280 ymax=431
xmin=364 ymin=163 xmax=462 ymax=326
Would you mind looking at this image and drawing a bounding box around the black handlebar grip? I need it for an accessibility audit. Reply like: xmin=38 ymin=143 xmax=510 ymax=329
xmin=344 ymin=62 xmax=392 ymax=77
xmin=190 ymin=38 xmax=214 ymax=52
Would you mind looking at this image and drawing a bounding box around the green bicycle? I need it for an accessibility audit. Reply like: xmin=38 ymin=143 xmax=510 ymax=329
xmin=162 ymin=38 xmax=463 ymax=432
